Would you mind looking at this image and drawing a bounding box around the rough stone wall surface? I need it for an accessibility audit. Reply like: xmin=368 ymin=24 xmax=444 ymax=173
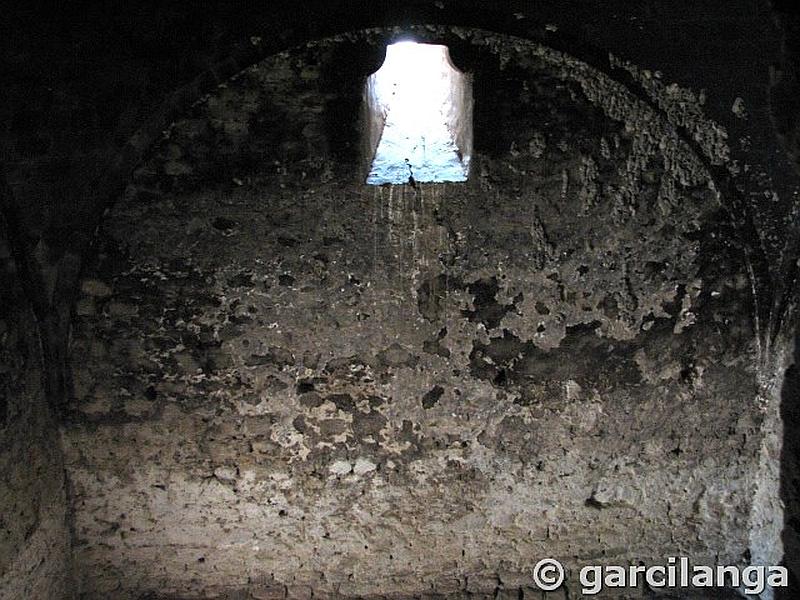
xmin=0 ymin=227 xmax=72 ymax=600
xmin=63 ymin=34 xmax=767 ymax=599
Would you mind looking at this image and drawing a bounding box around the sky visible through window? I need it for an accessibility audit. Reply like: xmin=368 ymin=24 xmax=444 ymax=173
xmin=367 ymin=42 xmax=469 ymax=185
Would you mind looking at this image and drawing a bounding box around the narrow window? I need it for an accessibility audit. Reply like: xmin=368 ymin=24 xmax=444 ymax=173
xmin=364 ymin=41 xmax=473 ymax=185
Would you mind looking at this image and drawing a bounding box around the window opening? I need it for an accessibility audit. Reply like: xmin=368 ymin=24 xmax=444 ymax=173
xmin=364 ymin=41 xmax=473 ymax=185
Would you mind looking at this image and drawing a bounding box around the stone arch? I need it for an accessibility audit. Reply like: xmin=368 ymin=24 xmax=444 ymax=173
xmin=63 ymin=24 xmax=779 ymax=594
xmin=100 ymin=22 xmax=772 ymax=343
xmin=3 ymin=4 xmax=800 ymax=599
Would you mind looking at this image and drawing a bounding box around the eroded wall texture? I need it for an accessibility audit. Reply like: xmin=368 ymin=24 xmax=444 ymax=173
xmin=59 ymin=30 xmax=775 ymax=599
xmin=0 ymin=223 xmax=72 ymax=600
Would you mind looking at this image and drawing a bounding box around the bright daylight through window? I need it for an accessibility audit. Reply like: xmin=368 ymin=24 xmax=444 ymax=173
xmin=365 ymin=41 xmax=473 ymax=185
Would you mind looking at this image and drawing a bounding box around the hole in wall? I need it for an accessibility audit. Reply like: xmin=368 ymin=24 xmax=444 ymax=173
xmin=364 ymin=41 xmax=473 ymax=185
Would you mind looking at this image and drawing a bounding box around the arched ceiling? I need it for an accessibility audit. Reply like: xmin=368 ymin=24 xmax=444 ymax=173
xmin=2 ymin=0 xmax=800 ymax=408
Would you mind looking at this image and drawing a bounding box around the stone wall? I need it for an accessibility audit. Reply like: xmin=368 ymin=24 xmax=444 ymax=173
xmin=0 ymin=223 xmax=72 ymax=600
xmin=62 ymin=31 xmax=770 ymax=599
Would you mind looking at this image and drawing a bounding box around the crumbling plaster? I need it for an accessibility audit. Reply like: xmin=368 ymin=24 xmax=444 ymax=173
xmin=56 ymin=28 xmax=788 ymax=599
